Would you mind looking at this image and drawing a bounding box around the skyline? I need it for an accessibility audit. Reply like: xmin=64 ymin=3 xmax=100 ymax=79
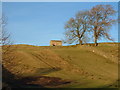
xmin=3 ymin=2 xmax=118 ymax=46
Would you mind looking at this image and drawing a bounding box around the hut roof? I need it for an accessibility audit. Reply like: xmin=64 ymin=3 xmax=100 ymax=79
xmin=50 ymin=40 xmax=62 ymax=42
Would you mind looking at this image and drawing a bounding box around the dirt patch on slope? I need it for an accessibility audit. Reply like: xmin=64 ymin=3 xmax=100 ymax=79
xmin=22 ymin=76 xmax=71 ymax=87
xmin=9 ymin=76 xmax=71 ymax=88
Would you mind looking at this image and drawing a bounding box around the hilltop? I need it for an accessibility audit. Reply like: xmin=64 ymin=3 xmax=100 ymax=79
xmin=3 ymin=43 xmax=119 ymax=88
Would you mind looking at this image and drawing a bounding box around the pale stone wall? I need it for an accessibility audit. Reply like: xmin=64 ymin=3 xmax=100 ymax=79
xmin=50 ymin=40 xmax=62 ymax=46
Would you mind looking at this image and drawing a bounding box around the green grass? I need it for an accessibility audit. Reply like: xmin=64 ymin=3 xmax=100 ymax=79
xmin=4 ymin=44 xmax=119 ymax=88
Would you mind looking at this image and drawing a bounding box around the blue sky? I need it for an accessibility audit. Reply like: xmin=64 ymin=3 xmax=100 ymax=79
xmin=3 ymin=2 xmax=118 ymax=46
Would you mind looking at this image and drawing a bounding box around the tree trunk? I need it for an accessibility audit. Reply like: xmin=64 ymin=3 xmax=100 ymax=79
xmin=94 ymin=37 xmax=98 ymax=46
xmin=79 ymin=39 xmax=83 ymax=45
xmin=94 ymin=26 xmax=98 ymax=46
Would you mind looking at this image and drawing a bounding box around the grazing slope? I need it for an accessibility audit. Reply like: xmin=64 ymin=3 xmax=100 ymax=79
xmin=3 ymin=44 xmax=118 ymax=88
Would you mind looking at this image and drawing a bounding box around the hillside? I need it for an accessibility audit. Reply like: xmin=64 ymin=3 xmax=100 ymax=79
xmin=3 ymin=43 xmax=119 ymax=88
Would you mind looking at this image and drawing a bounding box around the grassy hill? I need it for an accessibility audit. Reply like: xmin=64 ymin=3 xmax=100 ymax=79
xmin=3 ymin=43 xmax=119 ymax=88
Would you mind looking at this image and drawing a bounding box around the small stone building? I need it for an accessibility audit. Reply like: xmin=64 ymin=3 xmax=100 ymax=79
xmin=50 ymin=40 xmax=62 ymax=46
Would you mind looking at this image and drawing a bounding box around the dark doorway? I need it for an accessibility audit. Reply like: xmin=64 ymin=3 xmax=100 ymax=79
xmin=53 ymin=44 xmax=55 ymax=46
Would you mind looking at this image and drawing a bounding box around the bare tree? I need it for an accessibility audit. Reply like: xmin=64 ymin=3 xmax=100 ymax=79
xmin=64 ymin=11 xmax=90 ymax=45
xmin=1 ymin=15 xmax=14 ymax=63
xmin=89 ymin=5 xmax=116 ymax=46
xmin=0 ymin=14 xmax=18 ymax=89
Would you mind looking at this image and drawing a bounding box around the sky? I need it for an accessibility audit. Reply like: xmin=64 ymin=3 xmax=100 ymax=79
xmin=2 ymin=2 xmax=118 ymax=46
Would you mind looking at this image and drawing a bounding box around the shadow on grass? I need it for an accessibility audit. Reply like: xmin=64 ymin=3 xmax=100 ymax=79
xmin=2 ymin=65 xmax=44 ymax=89
xmin=2 ymin=66 xmax=71 ymax=89
xmin=32 ymin=67 xmax=61 ymax=76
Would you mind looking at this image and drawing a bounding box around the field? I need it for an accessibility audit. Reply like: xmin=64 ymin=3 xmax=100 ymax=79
xmin=3 ymin=43 xmax=119 ymax=88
